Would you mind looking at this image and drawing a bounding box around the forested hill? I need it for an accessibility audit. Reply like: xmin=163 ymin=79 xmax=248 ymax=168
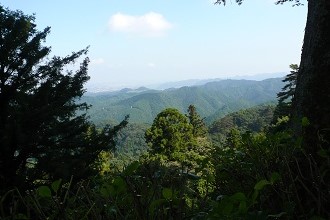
xmin=209 ymin=104 xmax=275 ymax=144
xmin=82 ymin=78 xmax=284 ymax=125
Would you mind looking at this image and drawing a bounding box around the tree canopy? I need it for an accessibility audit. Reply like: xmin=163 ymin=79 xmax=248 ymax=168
xmin=0 ymin=6 xmax=127 ymax=191
xmin=145 ymin=108 xmax=195 ymax=161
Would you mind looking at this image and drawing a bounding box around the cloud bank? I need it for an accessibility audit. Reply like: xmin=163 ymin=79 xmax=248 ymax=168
xmin=108 ymin=12 xmax=172 ymax=37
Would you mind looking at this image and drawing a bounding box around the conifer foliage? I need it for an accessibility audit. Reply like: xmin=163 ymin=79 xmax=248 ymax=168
xmin=273 ymin=64 xmax=298 ymax=121
xmin=0 ymin=6 xmax=126 ymax=191
xmin=186 ymin=105 xmax=207 ymax=138
xmin=277 ymin=64 xmax=298 ymax=104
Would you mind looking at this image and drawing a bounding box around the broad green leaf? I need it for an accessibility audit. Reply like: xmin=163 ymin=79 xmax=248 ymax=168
xmin=230 ymin=192 xmax=246 ymax=202
xmin=37 ymin=186 xmax=51 ymax=198
xmin=254 ymin=180 xmax=270 ymax=191
xmin=238 ymin=201 xmax=247 ymax=214
xmin=162 ymin=188 xmax=173 ymax=200
xmin=251 ymin=190 xmax=259 ymax=204
xmin=301 ymin=117 xmax=310 ymax=127
xmin=51 ymin=179 xmax=62 ymax=193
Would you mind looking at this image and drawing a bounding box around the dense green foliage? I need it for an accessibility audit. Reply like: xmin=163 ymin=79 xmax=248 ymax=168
xmin=115 ymin=123 xmax=149 ymax=156
xmin=4 ymin=106 xmax=329 ymax=219
xmin=145 ymin=108 xmax=196 ymax=162
xmin=0 ymin=6 xmax=127 ymax=192
xmin=209 ymin=104 xmax=275 ymax=143
xmin=1 ymin=2 xmax=329 ymax=219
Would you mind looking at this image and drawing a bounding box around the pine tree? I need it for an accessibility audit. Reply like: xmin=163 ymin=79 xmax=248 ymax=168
xmin=186 ymin=105 xmax=207 ymax=138
xmin=272 ymin=64 xmax=298 ymax=121
xmin=0 ymin=6 xmax=127 ymax=191
xmin=277 ymin=64 xmax=298 ymax=104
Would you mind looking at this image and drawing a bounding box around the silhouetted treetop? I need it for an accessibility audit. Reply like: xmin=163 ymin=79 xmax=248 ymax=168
xmin=214 ymin=0 xmax=303 ymax=6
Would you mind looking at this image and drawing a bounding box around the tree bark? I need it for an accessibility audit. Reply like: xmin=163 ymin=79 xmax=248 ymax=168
xmin=294 ymin=0 xmax=330 ymax=150
xmin=292 ymin=0 xmax=330 ymax=216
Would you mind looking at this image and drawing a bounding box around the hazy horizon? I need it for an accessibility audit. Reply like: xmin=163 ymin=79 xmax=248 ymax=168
xmin=3 ymin=0 xmax=306 ymax=91
xmin=85 ymin=71 xmax=287 ymax=92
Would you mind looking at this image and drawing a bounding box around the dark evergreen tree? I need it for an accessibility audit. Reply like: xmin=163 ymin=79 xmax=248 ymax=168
xmin=0 ymin=6 xmax=127 ymax=191
xmin=277 ymin=64 xmax=298 ymax=103
xmin=186 ymin=104 xmax=207 ymax=138
xmin=272 ymin=64 xmax=298 ymax=122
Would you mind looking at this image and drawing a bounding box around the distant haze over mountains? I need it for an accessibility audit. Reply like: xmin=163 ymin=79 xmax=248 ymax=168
xmin=86 ymin=72 xmax=287 ymax=93
xmin=82 ymin=77 xmax=284 ymax=125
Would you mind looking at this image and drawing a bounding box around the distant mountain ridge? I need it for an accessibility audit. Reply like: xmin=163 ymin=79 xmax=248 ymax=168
xmin=147 ymin=72 xmax=286 ymax=90
xmin=82 ymin=78 xmax=284 ymax=125
xmin=85 ymin=72 xmax=286 ymax=93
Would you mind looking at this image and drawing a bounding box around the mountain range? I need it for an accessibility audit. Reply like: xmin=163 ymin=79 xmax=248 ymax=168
xmin=82 ymin=78 xmax=284 ymax=126
xmin=85 ymin=72 xmax=286 ymax=92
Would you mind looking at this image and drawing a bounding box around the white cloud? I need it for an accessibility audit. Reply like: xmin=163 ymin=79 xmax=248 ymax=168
xmin=108 ymin=12 xmax=172 ymax=37
xmin=147 ymin=62 xmax=156 ymax=68
xmin=90 ymin=58 xmax=105 ymax=65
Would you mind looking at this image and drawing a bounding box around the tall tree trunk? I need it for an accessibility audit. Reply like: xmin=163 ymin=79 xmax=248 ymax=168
xmin=292 ymin=0 xmax=330 ymax=216
xmin=294 ymin=0 xmax=330 ymax=150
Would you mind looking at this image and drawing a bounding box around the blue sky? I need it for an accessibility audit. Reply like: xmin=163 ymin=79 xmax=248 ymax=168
xmin=3 ymin=0 xmax=307 ymax=90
